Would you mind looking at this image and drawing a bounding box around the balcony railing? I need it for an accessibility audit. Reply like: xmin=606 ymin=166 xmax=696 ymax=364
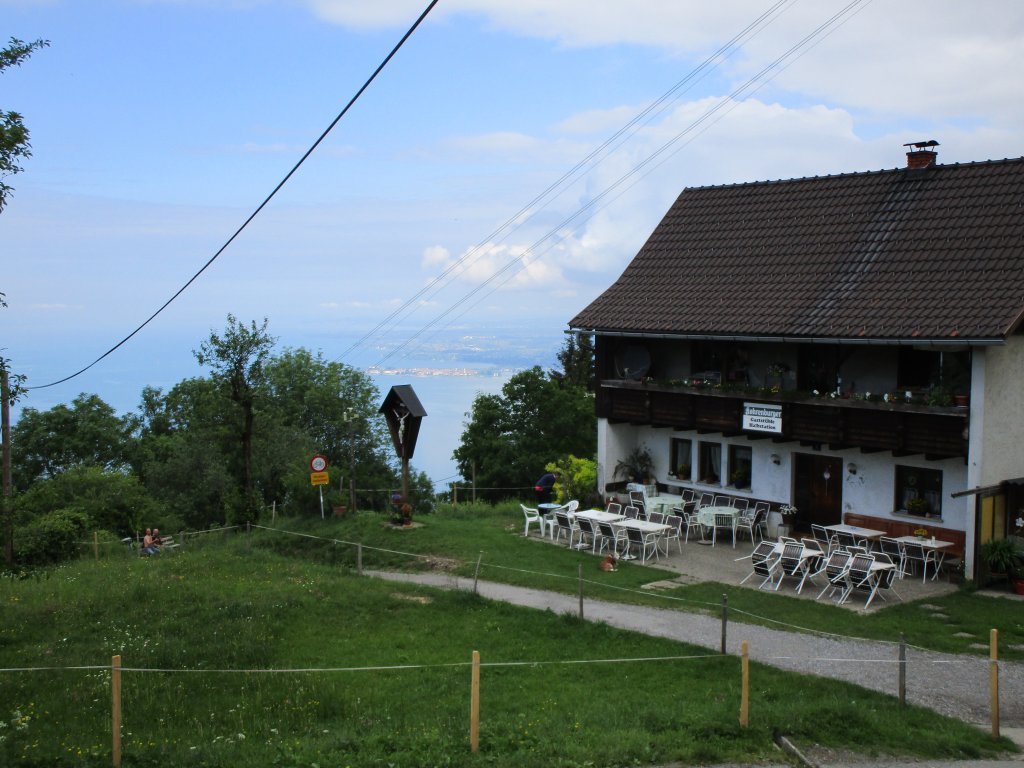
xmin=597 ymin=381 xmax=968 ymax=459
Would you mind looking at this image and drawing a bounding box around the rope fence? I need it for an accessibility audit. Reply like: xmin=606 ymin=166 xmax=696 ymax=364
xmin=0 ymin=632 xmax=1003 ymax=768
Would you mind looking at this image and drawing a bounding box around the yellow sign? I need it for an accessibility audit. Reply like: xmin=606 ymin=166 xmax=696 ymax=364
xmin=310 ymin=471 xmax=330 ymax=486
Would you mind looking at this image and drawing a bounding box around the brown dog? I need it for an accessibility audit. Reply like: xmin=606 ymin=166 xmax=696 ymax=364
xmin=599 ymin=554 xmax=618 ymax=572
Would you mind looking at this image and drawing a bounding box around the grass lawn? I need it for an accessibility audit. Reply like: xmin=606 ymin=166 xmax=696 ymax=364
xmin=254 ymin=503 xmax=1024 ymax=662
xmin=0 ymin=511 xmax=1016 ymax=766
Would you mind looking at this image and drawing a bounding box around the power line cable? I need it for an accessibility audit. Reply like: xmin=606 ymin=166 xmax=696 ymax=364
xmin=337 ymin=0 xmax=798 ymax=364
xmin=29 ymin=0 xmax=441 ymax=391
xmin=371 ymin=0 xmax=870 ymax=369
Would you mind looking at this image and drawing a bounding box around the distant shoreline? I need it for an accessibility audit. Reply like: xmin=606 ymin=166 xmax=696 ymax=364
xmin=366 ymin=367 xmax=517 ymax=378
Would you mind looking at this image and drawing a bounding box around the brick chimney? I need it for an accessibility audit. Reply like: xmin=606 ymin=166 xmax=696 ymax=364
xmin=904 ymin=139 xmax=939 ymax=169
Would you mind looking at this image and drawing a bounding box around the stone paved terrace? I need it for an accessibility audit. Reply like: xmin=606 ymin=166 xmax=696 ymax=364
xmin=528 ymin=519 xmax=966 ymax=610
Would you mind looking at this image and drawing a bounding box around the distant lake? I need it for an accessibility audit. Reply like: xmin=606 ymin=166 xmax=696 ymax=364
xmin=369 ymin=370 xmax=514 ymax=491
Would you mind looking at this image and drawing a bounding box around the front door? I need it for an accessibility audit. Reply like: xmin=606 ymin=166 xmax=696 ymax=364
xmin=793 ymin=453 xmax=843 ymax=530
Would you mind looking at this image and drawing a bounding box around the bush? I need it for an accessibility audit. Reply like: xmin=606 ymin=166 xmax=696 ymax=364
xmin=15 ymin=465 xmax=162 ymax=534
xmin=14 ymin=508 xmax=91 ymax=567
xmin=546 ymin=455 xmax=600 ymax=508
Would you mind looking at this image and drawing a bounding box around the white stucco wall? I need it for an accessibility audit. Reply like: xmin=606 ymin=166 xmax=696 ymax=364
xmin=978 ymin=338 xmax=1024 ymax=486
xmin=601 ymin=424 xmax=970 ymax=532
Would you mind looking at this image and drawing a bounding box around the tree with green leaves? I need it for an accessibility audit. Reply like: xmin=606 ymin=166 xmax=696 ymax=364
xmin=554 ymin=332 xmax=595 ymax=391
xmin=1 ymin=37 xmax=49 ymax=214
xmin=453 ymin=366 xmax=596 ymax=502
xmin=134 ymin=378 xmax=240 ymax=529
xmin=258 ymin=347 xmax=397 ymax=514
xmin=195 ymin=315 xmax=276 ymax=520
xmin=10 ymin=393 xmax=135 ymax=490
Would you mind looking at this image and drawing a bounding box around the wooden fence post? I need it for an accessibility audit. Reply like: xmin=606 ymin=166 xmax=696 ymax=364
xmin=357 ymin=543 xmax=363 ymax=576
xmin=470 ymin=650 xmax=480 ymax=752
xmin=112 ymin=654 xmax=122 ymax=768
xmin=473 ymin=552 xmax=483 ymax=594
xmin=739 ymin=640 xmax=749 ymax=727
xmin=94 ymin=531 xmax=99 ymax=560
xmin=991 ymin=628 xmax=1000 ymax=740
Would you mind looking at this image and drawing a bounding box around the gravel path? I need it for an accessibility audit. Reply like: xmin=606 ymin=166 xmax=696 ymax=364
xmin=368 ymin=570 xmax=1024 ymax=731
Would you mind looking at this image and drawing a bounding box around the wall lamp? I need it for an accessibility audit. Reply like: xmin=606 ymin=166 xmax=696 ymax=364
xmin=770 ymin=453 xmax=781 ymax=465
xmin=847 ymin=462 xmax=858 ymax=476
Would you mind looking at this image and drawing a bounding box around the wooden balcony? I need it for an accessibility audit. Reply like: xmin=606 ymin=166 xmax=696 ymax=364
xmin=598 ymin=381 xmax=968 ymax=459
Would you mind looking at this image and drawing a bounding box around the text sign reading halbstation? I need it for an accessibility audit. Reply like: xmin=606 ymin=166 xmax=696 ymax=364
xmin=743 ymin=402 xmax=783 ymax=433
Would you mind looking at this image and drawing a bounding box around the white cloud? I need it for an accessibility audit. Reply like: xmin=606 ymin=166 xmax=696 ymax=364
xmin=305 ymin=0 xmax=436 ymax=28
xmin=421 ymin=241 xmax=563 ymax=294
xmin=421 ymin=245 xmax=450 ymax=268
xmin=305 ymin=0 xmax=1024 ymax=127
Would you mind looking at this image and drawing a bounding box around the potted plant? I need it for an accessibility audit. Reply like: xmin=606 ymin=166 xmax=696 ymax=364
xmin=677 ymin=463 xmax=691 ymax=480
xmin=614 ymin=446 xmax=654 ymax=484
xmin=980 ymin=537 xmax=1024 ymax=593
xmin=777 ymin=504 xmax=797 ymax=537
xmin=906 ymin=497 xmax=930 ymax=517
xmin=730 ymin=466 xmax=750 ymax=489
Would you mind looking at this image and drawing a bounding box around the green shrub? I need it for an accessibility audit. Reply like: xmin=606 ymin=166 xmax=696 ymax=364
xmin=547 ymin=455 xmax=599 ymax=507
xmin=14 ymin=507 xmax=91 ymax=567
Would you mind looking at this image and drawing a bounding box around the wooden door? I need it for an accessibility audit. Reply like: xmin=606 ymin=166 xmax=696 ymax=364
xmin=793 ymin=454 xmax=843 ymax=529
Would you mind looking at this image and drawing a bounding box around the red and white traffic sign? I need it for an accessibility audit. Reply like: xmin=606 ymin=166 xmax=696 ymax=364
xmin=310 ymin=454 xmax=329 ymax=472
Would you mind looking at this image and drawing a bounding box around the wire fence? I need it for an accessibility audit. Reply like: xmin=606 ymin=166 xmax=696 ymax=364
xmin=8 ymin=518 xmax=1010 ymax=766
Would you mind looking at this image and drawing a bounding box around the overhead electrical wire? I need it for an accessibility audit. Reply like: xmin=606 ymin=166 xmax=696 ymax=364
xmin=29 ymin=0 xmax=440 ymax=391
xmin=338 ymin=0 xmax=799 ymax=364
xmin=369 ymin=0 xmax=872 ymax=370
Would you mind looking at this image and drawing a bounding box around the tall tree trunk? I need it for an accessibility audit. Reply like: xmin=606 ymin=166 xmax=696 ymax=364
xmin=242 ymin=401 xmax=254 ymax=511
xmin=2 ymin=368 xmax=13 ymax=566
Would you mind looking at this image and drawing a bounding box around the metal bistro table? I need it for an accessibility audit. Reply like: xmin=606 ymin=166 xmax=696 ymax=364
xmin=894 ymin=535 xmax=955 ymax=581
xmin=824 ymin=523 xmax=886 ymax=550
xmin=613 ymin=518 xmax=670 ymax=560
xmin=696 ymin=506 xmax=739 ymax=546
xmin=574 ymin=509 xmax=627 ymax=524
xmin=645 ymin=494 xmax=683 ymax=515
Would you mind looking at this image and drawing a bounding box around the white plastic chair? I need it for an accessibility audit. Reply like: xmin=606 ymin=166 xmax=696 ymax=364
xmin=520 ymin=504 xmax=543 ymax=537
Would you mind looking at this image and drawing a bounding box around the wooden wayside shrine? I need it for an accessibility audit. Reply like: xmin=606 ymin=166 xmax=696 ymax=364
xmin=379 ymin=385 xmax=427 ymax=505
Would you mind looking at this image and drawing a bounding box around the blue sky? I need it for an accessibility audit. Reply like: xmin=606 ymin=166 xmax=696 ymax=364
xmin=4 ymin=0 xmax=1024 ymax=428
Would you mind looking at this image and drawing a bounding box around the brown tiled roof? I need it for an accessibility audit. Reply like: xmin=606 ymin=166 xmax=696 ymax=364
xmin=570 ymin=157 xmax=1024 ymax=341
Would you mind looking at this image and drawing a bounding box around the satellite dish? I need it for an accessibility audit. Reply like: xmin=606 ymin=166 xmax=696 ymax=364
xmin=621 ymin=344 xmax=651 ymax=380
